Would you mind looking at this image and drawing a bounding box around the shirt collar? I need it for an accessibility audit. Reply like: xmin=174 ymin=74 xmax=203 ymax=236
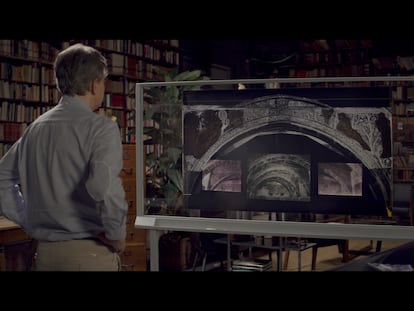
xmin=59 ymin=95 xmax=93 ymax=112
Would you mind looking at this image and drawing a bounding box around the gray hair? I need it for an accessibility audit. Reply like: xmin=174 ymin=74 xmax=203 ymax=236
xmin=54 ymin=43 xmax=108 ymax=96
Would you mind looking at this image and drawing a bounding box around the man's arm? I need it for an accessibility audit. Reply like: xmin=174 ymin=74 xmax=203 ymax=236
xmin=85 ymin=120 xmax=128 ymax=243
xmin=0 ymin=139 xmax=26 ymax=227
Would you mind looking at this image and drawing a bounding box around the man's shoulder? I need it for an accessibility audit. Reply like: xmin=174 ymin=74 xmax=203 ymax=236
xmin=93 ymin=113 xmax=118 ymax=127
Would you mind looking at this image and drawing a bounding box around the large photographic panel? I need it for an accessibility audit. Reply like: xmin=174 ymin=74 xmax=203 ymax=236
xmin=183 ymin=87 xmax=392 ymax=217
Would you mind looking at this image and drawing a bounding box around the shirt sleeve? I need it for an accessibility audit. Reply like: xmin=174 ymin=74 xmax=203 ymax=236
xmin=85 ymin=120 xmax=128 ymax=241
xmin=0 ymin=139 xmax=26 ymax=228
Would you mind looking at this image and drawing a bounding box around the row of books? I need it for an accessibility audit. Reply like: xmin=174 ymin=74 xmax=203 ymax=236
xmin=107 ymin=57 xmax=168 ymax=81
xmin=0 ymin=81 xmax=59 ymax=104
xmin=0 ymin=101 xmax=51 ymax=123
xmin=296 ymin=49 xmax=370 ymax=66
xmin=0 ymin=122 xmax=27 ymax=142
xmin=298 ymin=40 xmax=372 ymax=52
xmin=394 ymin=168 xmax=414 ymax=182
xmin=393 ymin=102 xmax=414 ymax=115
xmin=288 ymin=64 xmax=371 ymax=79
xmin=394 ymin=155 xmax=414 ymax=168
xmin=393 ymin=85 xmax=414 ymax=100
xmin=0 ymin=40 xmax=60 ymax=62
xmin=78 ymin=40 xmax=179 ymax=60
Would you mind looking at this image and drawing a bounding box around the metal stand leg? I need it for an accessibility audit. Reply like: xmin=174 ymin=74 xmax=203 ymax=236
xmin=192 ymin=252 xmax=200 ymax=271
xmin=202 ymin=253 xmax=208 ymax=271
xmin=278 ymin=237 xmax=283 ymax=271
xmin=298 ymin=238 xmax=302 ymax=271
xmin=149 ymin=229 xmax=163 ymax=271
xmin=227 ymin=234 xmax=232 ymax=271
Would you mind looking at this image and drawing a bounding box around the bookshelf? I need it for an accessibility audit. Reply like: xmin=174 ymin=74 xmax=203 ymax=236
xmin=0 ymin=39 xmax=180 ymax=154
xmin=0 ymin=40 xmax=59 ymax=158
xmin=72 ymin=39 xmax=180 ymax=144
xmin=392 ymin=84 xmax=414 ymax=183
xmin=284 ymin=40 xmax=372 ymax=81
xmin=246 ymin=40 xmax=374 ymax=87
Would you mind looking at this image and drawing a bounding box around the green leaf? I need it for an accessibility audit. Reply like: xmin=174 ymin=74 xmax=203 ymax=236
xmin=167 ymin=168 xmax=183 ymax=192
xmin=144 ymin=106 xmax=158 ymax=120
xmin=165 ymin=86 xmax=179 ymax=101
xmin=163 ymin=182 xmax=181 ymax=206
xmin=152 ymin=66 xmax=169 ymax=79
xmin=168 ymin=147 xmax=182 ymax=164
xmin=144 ymin=66 xmax=209 ymax=215
xmin=174 ymin=70 xmax=202 ymax=81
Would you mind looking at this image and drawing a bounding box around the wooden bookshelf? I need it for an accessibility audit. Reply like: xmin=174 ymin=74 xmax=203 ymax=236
xmin=0 ymin=39 xmax=180 ymax=154
xmin=392 ymin=82 xmax=414 ymax=183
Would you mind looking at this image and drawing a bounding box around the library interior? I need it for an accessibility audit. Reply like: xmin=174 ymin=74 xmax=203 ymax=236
xmin=1 ymin=39 xmax=414 ymax=272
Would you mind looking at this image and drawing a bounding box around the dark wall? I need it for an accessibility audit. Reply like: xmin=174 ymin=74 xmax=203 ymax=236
xmin=180 ymin=40 xmax=250 ymax=78
xmin=180 ymin=40 xmax=414 ymax=79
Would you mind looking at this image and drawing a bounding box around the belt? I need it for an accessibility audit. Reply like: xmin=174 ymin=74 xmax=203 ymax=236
xmin=37 ymin=237 xmax=100 ymax=243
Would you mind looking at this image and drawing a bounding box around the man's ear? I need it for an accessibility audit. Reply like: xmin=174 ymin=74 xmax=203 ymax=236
xmin=90 ymin=79 xmax=98 ymax=95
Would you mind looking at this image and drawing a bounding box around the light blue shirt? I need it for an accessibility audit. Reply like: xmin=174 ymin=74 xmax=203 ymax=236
xmin=0 ymin=95 xmax=127 ymax=241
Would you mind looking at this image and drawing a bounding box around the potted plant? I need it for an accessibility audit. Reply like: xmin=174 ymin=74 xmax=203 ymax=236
xmin=143 ymin=66 xmax=209 ymax=215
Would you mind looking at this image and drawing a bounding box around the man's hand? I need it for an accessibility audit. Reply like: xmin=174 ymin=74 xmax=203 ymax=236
xmin=96 ymin=232 xmax=126 ymax=254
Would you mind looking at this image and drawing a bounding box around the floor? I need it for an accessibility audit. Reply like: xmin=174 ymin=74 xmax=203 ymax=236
xmin=2 ymin=224 xmax=410 ymax=272
xmin=263 ymin=239 xmax=408 ymax=272
xmin=3 ymin=237 xmax=410 ymax=272
xmin=240 ymin=212 xmax=411 ymax=272
xmin=190 ymin=236 xmax=410 ymax=272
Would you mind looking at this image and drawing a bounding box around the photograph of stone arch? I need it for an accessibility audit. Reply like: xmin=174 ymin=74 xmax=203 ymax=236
xmin=246 ymin=153 xmax=311 ymax=202
xmin=318 ymin=162 xmax=363 ymax=196
xmin=183 ymin=87 xmax=392 ymax=217
xmin=201 ymin=159 xmax=242 ymax=193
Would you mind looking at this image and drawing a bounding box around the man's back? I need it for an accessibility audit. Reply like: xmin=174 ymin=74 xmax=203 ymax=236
xmin=18 ymin=95 xmax=126 ymax=241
